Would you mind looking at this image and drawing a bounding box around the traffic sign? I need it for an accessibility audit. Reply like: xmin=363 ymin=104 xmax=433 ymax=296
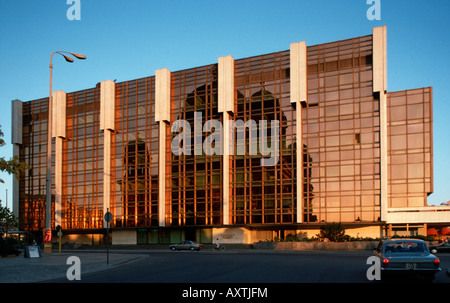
xmin=104 ymin=211 xmax=113 ymax=223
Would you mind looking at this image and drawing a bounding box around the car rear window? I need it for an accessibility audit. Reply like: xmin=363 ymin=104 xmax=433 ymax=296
xmin=384 ymin=241 xmax=428 ymax=253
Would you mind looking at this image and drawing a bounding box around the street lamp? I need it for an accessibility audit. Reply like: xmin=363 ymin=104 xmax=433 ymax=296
xmin=46 ymin=51 xmax=86 ymax=233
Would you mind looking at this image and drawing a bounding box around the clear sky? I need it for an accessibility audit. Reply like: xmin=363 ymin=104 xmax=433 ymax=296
xmin=0 ymin=0 xmax=449 ymax=209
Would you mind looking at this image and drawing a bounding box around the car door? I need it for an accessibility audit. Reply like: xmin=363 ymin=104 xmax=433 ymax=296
xmin=180 ymin=241 xmax=188 ymax=250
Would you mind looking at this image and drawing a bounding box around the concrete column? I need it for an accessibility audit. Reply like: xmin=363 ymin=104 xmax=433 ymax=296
xmin=222 ymin=112 xmax=232 ymax=225
xmin=158 ymin=122 xmax=168 ymax=227
xmin=290 ymin=42 xmax=308 ymax=106
xmin=290 ymin=41 xmax=307 ymax=223
xmin=55 ymin=137 xmax=63 ymax=226
xmin=155 ymin=68 xmax=172 ymax=227
xmin=218 ymin=56 xmax=235 ymax=113
xmin=52 ymin=91 xmax=66 ymax=139
xmin=100 ymin=80 xmax=116 ymax=132
xmin=218 ymin=55 xmax=235 ymax=225
xmin=51 ymin=91 xmax=66 ymax=227
xmin=11 ymin=99 xmax=23 ymax=218
xmin=372 ymin=26 xmax=388 ymax=222
xmin=100 ymin=80 xmax=116 ymax=227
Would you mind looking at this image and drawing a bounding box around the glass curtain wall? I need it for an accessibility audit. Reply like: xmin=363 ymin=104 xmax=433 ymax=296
xmin=20 ymin=98 xmax=49 ymax=230
xmin=62 ymin=87 xmax=103 ymax=229
xmin=230 ymin=51 xmax=297 ymax=225
xmin=303 ymin=35 xmax=381 ymax=223
xmin=387 ymin=88 xmax=433 ymax=208
xmin=113 ymin=77 xmax=159 ymax=228
xmin=168 ymin=65 xmax=223 ymax=227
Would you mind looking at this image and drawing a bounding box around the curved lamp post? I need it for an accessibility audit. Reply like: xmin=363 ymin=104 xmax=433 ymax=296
xmin=46 ymin=51 xmax=86 ymax=232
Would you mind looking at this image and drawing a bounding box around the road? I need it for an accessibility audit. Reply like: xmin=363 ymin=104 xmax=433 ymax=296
xmin=44 ymin=249 xmax=450 ymax=284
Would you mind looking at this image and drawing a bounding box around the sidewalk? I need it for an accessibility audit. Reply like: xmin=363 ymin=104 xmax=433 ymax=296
xmin=0 ymin=250 xmax=148 ymax=283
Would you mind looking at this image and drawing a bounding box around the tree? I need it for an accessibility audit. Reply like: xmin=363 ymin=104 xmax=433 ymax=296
xmin=0 ymin=125 xmax=28 ymax=241
xmin=317 ymin=222 xmax=350 ymax=242
xmin=0 ymin=205 xmax=19 ymax=244
xmin=0 ymin=125 xmax=28 ymax=183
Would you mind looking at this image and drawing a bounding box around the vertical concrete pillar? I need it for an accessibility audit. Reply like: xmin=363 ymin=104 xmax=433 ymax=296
xmin=218 ymin=55 xmax=235 ymax=225
xmin=372 ymin=26 xmax=388 ymax=222
xmin=11 ymin=99 xmax=23 ymax=218
xmin=155 ymin=68 xmax=171 ymax=227
xmin=52 ymin=90 xmax=67 ymax=227
xmin=100 ymin=80 xmax=116 ymax=227
xmin=290 ymin=41 xmax=307 ymax=223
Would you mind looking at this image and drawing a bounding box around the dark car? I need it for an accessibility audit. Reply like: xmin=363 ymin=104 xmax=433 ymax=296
xmin=430 ymin=242 xmax=450 ymax=254
xmin=373 ymin=239 xmax=441 ymax=281
xmin=169 ymin=240 xmax=204 ymax=251
xmin=0 ymin=245 xmax=20 ymax=257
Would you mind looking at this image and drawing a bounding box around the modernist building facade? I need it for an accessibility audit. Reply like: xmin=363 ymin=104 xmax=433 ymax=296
xmin=11 ymin=26 xmax=449 ymax=245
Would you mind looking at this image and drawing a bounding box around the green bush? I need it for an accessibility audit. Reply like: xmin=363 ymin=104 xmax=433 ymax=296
xmin=317 ymin=222 xmax=350 ymax=242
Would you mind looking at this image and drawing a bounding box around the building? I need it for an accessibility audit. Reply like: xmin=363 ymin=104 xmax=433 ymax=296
xmin=10 ymin=26 xmax=450 ymax=245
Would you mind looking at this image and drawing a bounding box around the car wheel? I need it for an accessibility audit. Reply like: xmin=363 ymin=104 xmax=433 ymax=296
xmin=431 ymin=249 xmax=437 ymax=254
xmin=171 ymin=247 xmax=176 ymax=251
xmin=190 ymin=247 xmax=195 ymax=251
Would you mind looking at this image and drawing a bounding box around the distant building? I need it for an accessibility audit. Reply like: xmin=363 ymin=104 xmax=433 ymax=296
xmin=11 ymin=27 xmax=450 ymax=245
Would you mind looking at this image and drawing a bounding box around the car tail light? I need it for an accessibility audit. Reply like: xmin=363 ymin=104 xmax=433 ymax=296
xmin=383 ymin=258 xmax=389 ymax=265
xmin=434 ymin=259 xmax=440 ymax=266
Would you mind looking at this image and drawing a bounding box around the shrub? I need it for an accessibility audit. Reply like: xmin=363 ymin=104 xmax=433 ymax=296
xmin=317 ymin=222 xmax=350 ymax=242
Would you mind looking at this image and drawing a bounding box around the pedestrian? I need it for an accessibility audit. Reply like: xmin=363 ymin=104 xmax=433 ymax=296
xmin=215 ymin=238 xmax=220 ymax=249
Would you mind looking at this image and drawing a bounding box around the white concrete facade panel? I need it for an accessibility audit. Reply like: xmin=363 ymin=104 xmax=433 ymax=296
xmin=100 ymin=80 xmax=116 ymax=132
xmin=52 ymin=90 xmax=66 ymax=139
xmin=218 ymin=55 xmax=235 ymax=114
xmin=372 ymin=26 xmax=388 ymax=222
xmin=155 ymin=68 xmax=171 ymax=123
xmin=155 ymin=68 xmax=172 ymax=226
xmin=387 ymin=207 xmax=450 ymax=224
xmin=100 ymin=80 xmax=116 ymax=227
xmin=290 ymin=41 xmax=307 ymax=223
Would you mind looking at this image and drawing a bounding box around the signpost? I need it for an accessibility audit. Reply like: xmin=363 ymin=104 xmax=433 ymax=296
xmin=104 ymin=209 xmax=113 ymax=265
xmin=56 ymin=225 xmax=62 ymax=253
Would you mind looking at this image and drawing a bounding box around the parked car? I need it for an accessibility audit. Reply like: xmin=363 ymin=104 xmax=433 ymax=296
xmin=429 ymin=242 xmax=450 ymax=254
xmin=169 ymin=240 xmax=203 ymax=251
xmin=0 ymin=245 xmax=20 ymax=257
xmin=373 ymin=239 xmax=441 ymax=281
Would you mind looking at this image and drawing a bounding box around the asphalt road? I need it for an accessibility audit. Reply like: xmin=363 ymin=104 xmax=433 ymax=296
xmin=44 ymin=249 xmax=450 ymax=284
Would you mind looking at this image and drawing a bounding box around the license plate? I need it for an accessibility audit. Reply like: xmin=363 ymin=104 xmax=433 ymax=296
xmin=406 ymin=263 xmax=416 ymax=269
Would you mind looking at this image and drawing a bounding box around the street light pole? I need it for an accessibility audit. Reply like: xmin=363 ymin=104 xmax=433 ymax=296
xmin=45 ymin=51 xmax=86 ymax=251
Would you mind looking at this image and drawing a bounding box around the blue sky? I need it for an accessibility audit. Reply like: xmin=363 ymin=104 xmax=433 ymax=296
xmin=0 ymin=0 xmax=449 ymax=209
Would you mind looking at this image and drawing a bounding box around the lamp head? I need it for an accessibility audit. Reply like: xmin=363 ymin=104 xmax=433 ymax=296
xmin=71 ymin=53 xmax=86 ymax=60
xmin=62 ymin=54 xmax=74 ymax=63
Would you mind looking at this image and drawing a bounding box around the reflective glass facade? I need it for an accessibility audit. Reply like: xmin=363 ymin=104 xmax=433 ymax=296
xmin=14 ymin=29 xmax=433 ymax=241
xmin=112 ymin=77 xmax=159 ymax=228
xmin=231 ymin=51 xmax=296 ymax=225
xmin=387 ymin=88 xmax=433 ymax=208
xmin=302 ymin=35 xmax=381 ymax=223
xmin=63 ymin=87 xmax=103 ymax=229
xmin=168 ymin=65 xmax=223 ymax=227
